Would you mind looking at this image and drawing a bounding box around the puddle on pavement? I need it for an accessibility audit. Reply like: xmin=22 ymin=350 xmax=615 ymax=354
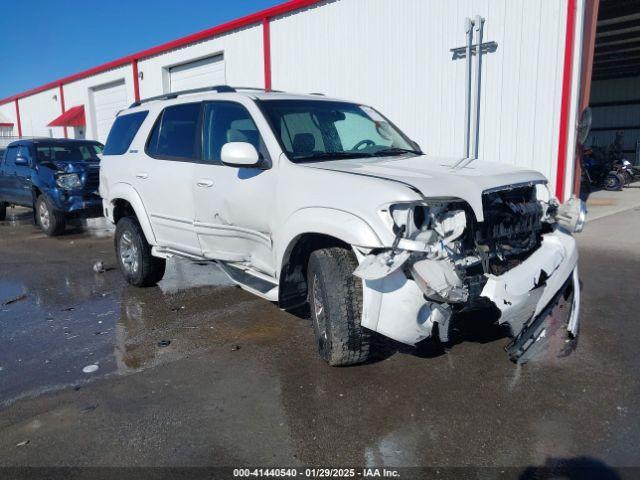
xmin=0 ymin=212 xmax=267 ymax=407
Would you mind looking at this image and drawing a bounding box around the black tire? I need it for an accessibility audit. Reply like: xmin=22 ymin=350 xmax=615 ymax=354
xmin=604 ymin=172 xmax=624 ymax=191
xmin=0 ymin=202 xmax=6 ymax=221
xmin=36 ymin=195 xmax=66 ymax=236
xmin=115 ymin=216 xmax=166 ymax=287
xmin=307 ymin=247 xmax=373 ymax=366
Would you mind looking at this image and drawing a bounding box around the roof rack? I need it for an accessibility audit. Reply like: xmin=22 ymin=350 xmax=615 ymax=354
xmin=234 ymin=87 xmax=283 ymax=93
xmin=129 ymin=85 xmax=237 ymax=107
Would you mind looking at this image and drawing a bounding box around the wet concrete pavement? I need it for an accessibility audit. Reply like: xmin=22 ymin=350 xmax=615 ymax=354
xmin=0 ymin=205 xmax=639 ymax=473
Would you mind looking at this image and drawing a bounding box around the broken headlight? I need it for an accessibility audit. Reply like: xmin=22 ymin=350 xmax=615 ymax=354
xmin=378 ymin=201 xmax=431 ymax=237
xmin=56 ymin=173 xmax=82 ymax=190
xmin=379 ymin=198 xmax=467 ymax=241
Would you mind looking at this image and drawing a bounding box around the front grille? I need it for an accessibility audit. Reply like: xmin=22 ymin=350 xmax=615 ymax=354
xmin=478 ymin=185 xmax=543 ymax=274
xmin=84 ymin=168 xmax=100 ymax=191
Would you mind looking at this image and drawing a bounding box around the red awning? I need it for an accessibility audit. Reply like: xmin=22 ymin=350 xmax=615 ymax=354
xmin=48 ymin=105 xmax=85 ymax=127
xmin=0 ymin=122 xmax=13 ymax=127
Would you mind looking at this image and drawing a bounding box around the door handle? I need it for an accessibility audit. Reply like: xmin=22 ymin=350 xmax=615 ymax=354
xmin=196 ymin=179 xmax=214 ymax=188
xmin=136 ymin=172 xmax=149 ymax=179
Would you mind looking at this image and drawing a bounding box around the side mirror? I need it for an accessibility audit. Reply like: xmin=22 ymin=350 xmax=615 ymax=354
xmin=221 ymin=142 xmax=263 ymax=168
xmin=577 ymin=107 xmax=592 ymax=145
xmin=15 ymin=155 xmax=28 ymax=166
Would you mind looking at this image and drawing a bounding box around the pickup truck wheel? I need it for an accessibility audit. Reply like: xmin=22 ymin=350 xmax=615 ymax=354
xmin=0 ymin=202 xmax=6 ymax=221
xmin=307 ymin=247 xmax=372 ymax=366
xmin=36 ymin=195 xmax=66 ymax=236
xmin=115 ymin=216 xmax=166 ymax=287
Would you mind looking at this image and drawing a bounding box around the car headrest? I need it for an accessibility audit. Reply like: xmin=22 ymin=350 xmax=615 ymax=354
xmin=292 ymin=133 xmax=315 ymax=154
xmin=227 ymin=129 xmax=248 ymax=143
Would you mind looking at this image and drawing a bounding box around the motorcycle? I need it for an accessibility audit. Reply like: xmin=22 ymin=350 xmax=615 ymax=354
xmin=581 ymin=145 xmax=626 ymax=192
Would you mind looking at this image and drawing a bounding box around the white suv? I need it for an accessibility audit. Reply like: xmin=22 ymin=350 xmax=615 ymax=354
xmin=100 ymin=86 xmax=585 ymax=366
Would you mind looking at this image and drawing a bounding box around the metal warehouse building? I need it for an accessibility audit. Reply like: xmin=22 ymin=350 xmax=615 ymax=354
xmin=0 ymin=0 xmax=638 ymax=201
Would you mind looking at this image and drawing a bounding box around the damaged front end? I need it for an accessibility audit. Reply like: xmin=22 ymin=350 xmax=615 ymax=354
xmin=355 ymin=183 xmax=585 ymax=364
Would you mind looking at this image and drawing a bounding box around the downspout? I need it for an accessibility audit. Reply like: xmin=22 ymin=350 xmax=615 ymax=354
xmin=463 ymin=17 xmax=474 ymax=159
xmin=472 ymin=15 xmax=485 ymax=159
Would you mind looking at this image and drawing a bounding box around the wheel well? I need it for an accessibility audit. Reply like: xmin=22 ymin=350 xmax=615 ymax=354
xmin=279 ymin=233 xmax=351 ymax=310
xmin=31 ymin=186 xmax=42 ymax=203
xmin=112 ymin=199 xmax=136 ymax=224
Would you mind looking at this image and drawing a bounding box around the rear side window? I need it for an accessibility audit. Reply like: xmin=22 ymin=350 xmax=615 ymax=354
xmin=146 ymin=103 xmax=201 ymax=160
xmin=103 ymin=111 xmax=148 ymax=155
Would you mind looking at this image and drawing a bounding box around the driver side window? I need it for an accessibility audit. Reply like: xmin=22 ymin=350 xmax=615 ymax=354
xmin=201 ymin=102 xmax=268 ymax=164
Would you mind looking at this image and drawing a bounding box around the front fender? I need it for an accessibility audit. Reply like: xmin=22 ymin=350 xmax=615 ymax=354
xmin=275 ymin=207 xmax=384 ymax=268
xmin=106 ymin=182 xmax=157 ymax=245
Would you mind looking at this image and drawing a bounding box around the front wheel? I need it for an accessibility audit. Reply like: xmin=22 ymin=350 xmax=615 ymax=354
xmin=307 ymin=247 xmax=374 ymax=366
xmin=36 ymin=195 xmax=66 ymax=236
xmin=115 ymin=216 xmax=166 ymax=287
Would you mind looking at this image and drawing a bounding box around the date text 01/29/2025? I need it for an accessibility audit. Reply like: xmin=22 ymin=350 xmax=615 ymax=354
xmin=232 ymin=468 xmax=401 ymax=478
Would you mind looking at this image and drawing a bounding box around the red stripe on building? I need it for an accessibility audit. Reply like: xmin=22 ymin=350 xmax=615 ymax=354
xmin=132 ymin=59 xmax=141 ymax=102
xmin=15 ymin=99 xmax=22 ymax=138
xmin=0 ymin=0 xmax=322 ymax=106
xmin=59 ymin=84 xmax=68 ymax=139
xmin=263 ymin=18 xmax=272 ymax=91
xmin=555 ymin=0 xmax=577 ymax=201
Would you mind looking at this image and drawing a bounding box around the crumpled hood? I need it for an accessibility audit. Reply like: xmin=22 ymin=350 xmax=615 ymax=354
xmin=303 ymin=155 xmax=547 ymax=221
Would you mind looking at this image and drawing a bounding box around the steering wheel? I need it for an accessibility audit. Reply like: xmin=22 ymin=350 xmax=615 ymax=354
xmin=352 ymin=139 xmax=376 ymax=151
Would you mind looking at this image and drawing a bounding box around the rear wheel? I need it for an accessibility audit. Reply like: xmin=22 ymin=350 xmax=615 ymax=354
xmin=307 ymin=247 xmax=373 ymax=366
xmin=115 ymin=216 xmax=166 ymax=287
xmin=36 ymin=195 xmax=66 ymax=236
xmin=0 ymin=202 xmax=6 ymax=221
xmin=604 ymin=172 xmax=624 ymax=191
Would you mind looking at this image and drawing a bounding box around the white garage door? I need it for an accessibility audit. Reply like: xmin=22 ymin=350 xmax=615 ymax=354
xmin=93 ymin=80 xmax=128 ymax=143
xmin=169 ymin=55 xmax=226 ymax=92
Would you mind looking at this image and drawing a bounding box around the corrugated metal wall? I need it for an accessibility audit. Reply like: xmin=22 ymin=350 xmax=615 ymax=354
xmin=2 ymin=0 xmax=571 ymax=187
xmin=270 ymin=0 xmax=568 ymax=183
xmin=137 ymin=25 xmax=264 ymax=98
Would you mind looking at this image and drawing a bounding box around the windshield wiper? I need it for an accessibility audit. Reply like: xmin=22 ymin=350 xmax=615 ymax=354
xmin=371 ymin=147 xmax=422 ymax=157
xmin=293 ymin=151 xmax=374 ymax=162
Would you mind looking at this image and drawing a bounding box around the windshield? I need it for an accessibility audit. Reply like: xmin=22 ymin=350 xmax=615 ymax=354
xmin=259 ymin=100 xmax=420 ymax=162
xmin=36 ymin=144 xmax=103 ymax=164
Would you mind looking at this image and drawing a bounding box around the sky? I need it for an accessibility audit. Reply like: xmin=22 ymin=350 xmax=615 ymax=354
xmin=0 ymin=0 xmax=284 ymax=99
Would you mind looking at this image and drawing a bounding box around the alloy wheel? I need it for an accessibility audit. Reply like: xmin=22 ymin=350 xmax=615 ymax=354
xmin=119 ymin=230 xmax=139 ymax=274
xmin=38 ymin=201 xmax=50 ymax=230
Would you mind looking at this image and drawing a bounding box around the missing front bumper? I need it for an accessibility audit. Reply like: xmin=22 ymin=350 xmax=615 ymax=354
xmin=357 ymin=229 xmax=581 ymax=364
xmin=505 ymin=268 xmax=580 ymax=364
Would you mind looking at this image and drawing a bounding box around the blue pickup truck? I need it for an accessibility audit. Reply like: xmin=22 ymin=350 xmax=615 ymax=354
xmin=0 ymin=139 xmax=103 ymax=235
